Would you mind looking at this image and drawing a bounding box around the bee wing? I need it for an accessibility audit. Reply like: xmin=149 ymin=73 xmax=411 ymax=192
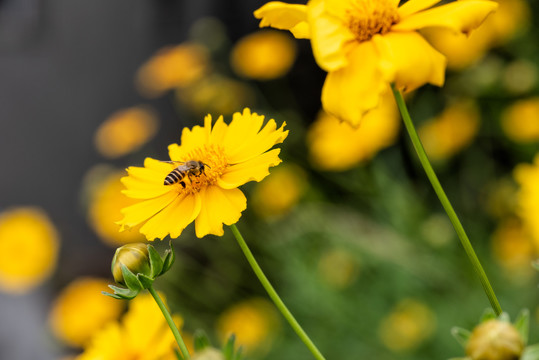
xmin=160 ymin=160 xmax=185 ymax=164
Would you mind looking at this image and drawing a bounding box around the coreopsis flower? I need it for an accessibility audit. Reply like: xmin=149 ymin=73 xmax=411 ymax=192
xmin=117 ymin=108 xmax=288 ymax=240
xmin=231 ymin=30 xmax=297 ymax=80
xmin=76 ymin=293 xmax=186 ymax=360
xmin=466 ymin=319 xmax=524 ymax=360
xmin=514 ymin=154 xmax=539 ymax=247
xmin=0 ymin=207 xmax=60 ymax=294
xmin=254 ymin=0 xmax=497 ymax=126
xmin=501 ymin=98 xmax=539 ymax=143
xmin=49 ymin=278 xmax=124 ymax=348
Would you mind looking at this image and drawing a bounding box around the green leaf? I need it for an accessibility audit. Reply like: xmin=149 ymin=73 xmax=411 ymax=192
xmin=522 ymin=344 xmax=539 ymax=360
xmin=498 ymin=312 xmax=511 ymax=323
xmin=451 ymin=327 xmax=471 ymax=348
xmin=101 ymin=291 xmax=125 ymax=300
xmin=480 ymin=308 xmax=497 ymax=323
xmin=515 ymin=309 xmax=530 ymax=346
xmin=137 ymin=274 xmax=155 ymax=289
xmin=108 ymin=284 xmax=138 ymax=298
xmin=233 ymin=346 xmax=244 ymax=360
xmin=194 ymin=329 xmax=211 ymax=352
xmin=148 ymin=244 xmax=164 ymax=278
xmin=162 ymin=241 xmax=176 ymax=274
xmin=223 ymin=334 xmax=236 ymax=360
xmin=122 ymin=264 xmax=143 ymax=292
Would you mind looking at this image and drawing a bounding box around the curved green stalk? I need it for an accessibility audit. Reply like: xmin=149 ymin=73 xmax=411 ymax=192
xmin=229 ymin=224 xmax=327 ymax=360
xmin=148 ymin=285 xmax=191 ymax=359
xmin=391 ymin=85 xmax=501 ymax=316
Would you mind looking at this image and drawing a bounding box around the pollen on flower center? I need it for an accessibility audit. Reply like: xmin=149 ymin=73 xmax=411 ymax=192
xmin=171 ymin=144 xmax=228 ymax=194
xmin=345 ymin=0 xmax=399 ymax=42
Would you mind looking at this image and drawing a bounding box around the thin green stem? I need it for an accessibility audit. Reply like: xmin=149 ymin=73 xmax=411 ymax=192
xmin=391 ymin=85 xmax=502 ymax=316
xmin=229 ymin=224 xmax=327 ymax=360
xmin=148 ymin=285 xmax=191 ymax=359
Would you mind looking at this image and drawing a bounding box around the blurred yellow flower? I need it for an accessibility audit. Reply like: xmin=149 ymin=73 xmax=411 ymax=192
xmin=514 ymin=154 xmax=539 ymax=248
xmin=86 ymin=168 xmax=145 ymax=246
xmin=0 ymin=207 xmax=59 ymax=294
xmin=94 ymin=106 xmax=159 ymax=159
xmin=418 ymin=100 xmax=480 ymax=161
xmin=422 ymin=0 xmax=529 ymax=70
xmin=255 ymin=0 xmax=497 ymax=126
xmin=176 ymin=74 xmax=254 ymax=116
xmin=231 ymin=30 xmax=297 ymax=80
xmin=491 ymin=219 xmax=535 ymax=276
xmin=378 ymin=299 xmax=436 ymax=352
xmin=307 ymin=92 xmax=399 ymax=171
xmin=136 ymin=42 xmax=209 ymax=98
xmin=49 ymin=277 xmax=125 ymax=348
xmin=501 ymin=98 xmax=539 ymax=143
xmin=251 ymin=164 xmax=307 ymax=218
xmin=118 ymin=108 xmax=288 ymax=240
xmin=216 ymin=298 xmax=280 ymax=354
xmin=77 ymin=293 xmax=184 ymax=360
xmin=317 ymin=248 xmax=359 ymax=290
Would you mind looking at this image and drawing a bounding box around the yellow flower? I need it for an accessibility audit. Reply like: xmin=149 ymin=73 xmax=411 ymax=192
xmin=501 ymin=98 xmax=539 ymax=143
xmin=231 ymin=30 xmax=297 ymax=80
xmin=94 ymin=106 xmax=159 ymax=159
xmin=86 ymin=168 xmax=146 ymax=246
xmin=307 ymin=91 xmax=399 ymax=170
xmin=216 ymin=298 xmax=280 ymax=354
xmin=418 ymin=99 xmax=480 ymax=161
xmin=117 ymin=108 xmax=288 ymax=240
xmin=466 ymin=319 xmax=524 ymax=360
xmin=49 ymin=278 xmax=125 ymax=348
xmin=378 ymin=299 xmax=436 ymax=352
xmin=77 ymin=293 xmax=184 ymax=360
xmin=255 ymin=0 xmax=497 ymax=126
xmin=176 ymin=74 xmax=254 ymax=116
xmin=251 ymin=164 xmax=307 ymax=218
xmin=0 ymin=207 xmax=59 ymax=294
xmin=422 ymin=0 xmax=530 ymax=70
xmin=136 ymin=42 xmax=210 ymax=98
xmin=514 ymin=154 xmax=539 ymax=247
xmin=491 ymin=219 xmax=535 ymax=276
xmin=317 ymin=248 xmax=359 ymax=289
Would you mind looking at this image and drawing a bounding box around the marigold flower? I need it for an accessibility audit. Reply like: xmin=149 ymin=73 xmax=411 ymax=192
xmin=76 ymin=292 xmax=186 ymax=360
xmin=307 ymin=91 xmax=399 ymax=170
xmin=230 ymin=30 xmax=297 ymax=80
xmin=255 ymin=0 xmax=497 ymax=126
xmin=418 ymin=99 xmax=480 ymax=161
xmin=49 ymin=277 xmax=124 ymax=348
xmin=0 ymin=207 xmax=59 ymax=294
xmin=117 ymin=108 xmax=288 ymax=240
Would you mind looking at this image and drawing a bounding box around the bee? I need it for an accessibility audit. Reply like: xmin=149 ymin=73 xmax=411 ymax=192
xmin=162 ymin=160 xmax=208 ymax=187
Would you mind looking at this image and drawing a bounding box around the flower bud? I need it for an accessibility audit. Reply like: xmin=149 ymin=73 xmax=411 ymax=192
xmin=466 ymin=319 xmax=524 ymax=360
xmin=111 ymin=243 xmax=151 ymax=285
xmin=191 ymin=348 xmax=225 ymax=360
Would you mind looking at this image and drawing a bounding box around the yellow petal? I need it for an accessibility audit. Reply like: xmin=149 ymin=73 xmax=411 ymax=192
xmin=168 ymin=123 xmax=207 ymax=161
xmin=374 ymin=32 xmax=446 ymax=92
xmin=307 ymin=0 xmax=356 ymax=71
xmin=194 ymin=186 xmax=246 ymax=238
xmin=122 ymin=159 xmax=171 ymax=199
xmin=139 ymin=193 xmax=201 ymax=240
xmin=254 ymin=1 xmax=311 ymax=39
xmin=209 ymin=115 xmax=228 ymax=145
xmin=397 ymin=0 xmax=441 ymax=19
xmin=117 ymin=191 xmax=179 ymax=231
xmin=393 ymin=1 xmax=498 ymax=35
xmin=218 ymin=149 xmax=283 ymax=189
xmin=321 ymin=41 xmax=388 ymax=127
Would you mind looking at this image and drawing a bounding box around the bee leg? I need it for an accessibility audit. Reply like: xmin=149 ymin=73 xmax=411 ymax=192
xmin=179 ymin=180 xmax=186 ymax=188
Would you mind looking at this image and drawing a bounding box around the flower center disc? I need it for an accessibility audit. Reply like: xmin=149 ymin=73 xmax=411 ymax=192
xmin=346 ymin=0 xmax=399 ymax=42
xmin=172 ymin=145 xmax=228 ymax=194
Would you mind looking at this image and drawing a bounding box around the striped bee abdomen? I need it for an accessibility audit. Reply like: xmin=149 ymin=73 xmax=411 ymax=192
xmin=164 ymin=169 xmax=185 ymax=186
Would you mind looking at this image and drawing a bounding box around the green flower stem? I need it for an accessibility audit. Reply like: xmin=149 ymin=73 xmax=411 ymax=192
xmin=229 ymin=224 xmax=327 ymax=360
xmin=148 ymin=285 xmax=191 ymax=359
xmin=391 ymin=85 xmax=502 ymax=316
